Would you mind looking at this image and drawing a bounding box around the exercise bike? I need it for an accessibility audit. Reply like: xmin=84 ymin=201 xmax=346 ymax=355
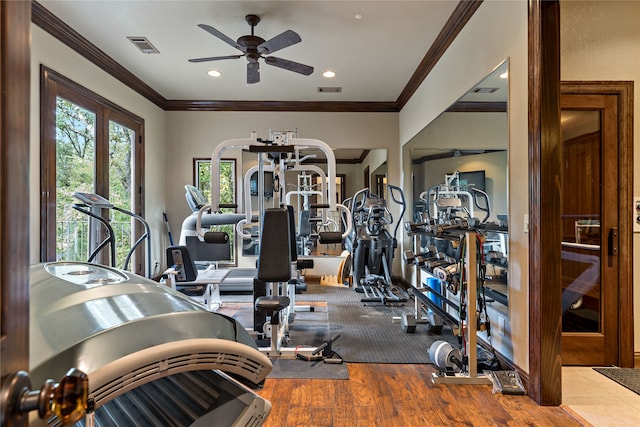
xmin=349 ymin=184 xmax=409 ymax=305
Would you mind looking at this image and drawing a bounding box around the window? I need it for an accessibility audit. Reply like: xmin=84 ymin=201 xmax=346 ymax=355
xmin=40 ymin=66 xmax=145 ymax=274
xmin=193 ymin=157 xmax=238 ymax=265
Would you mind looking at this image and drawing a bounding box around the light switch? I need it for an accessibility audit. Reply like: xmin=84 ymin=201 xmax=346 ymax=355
xmin=634 ymin=197 xmax=640 ymax=233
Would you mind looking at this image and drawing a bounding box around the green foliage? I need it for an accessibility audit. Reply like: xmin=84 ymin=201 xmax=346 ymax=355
xmin=197 ymin=159 xmax=236 ymax=262
xmin=55 ymin=98 xmax=96 ymax=260
xmin=109 ymin=121 xmax=133 ymax=210
xmin=55 ymin=97 xmax=136 ymax=268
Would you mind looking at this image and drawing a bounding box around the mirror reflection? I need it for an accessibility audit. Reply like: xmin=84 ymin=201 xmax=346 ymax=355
xmin=403 ymin=60 xmax=509 ymax=306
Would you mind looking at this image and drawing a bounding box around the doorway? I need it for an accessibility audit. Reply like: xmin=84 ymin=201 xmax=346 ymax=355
xmin=560 ymin=82 xmax=634 ymax=367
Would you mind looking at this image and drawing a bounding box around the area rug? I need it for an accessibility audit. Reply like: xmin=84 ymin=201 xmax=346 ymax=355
xmin=593 ymin=367 xmax=640 ymax=395
xmin=306 ymin=283 xmax=458 ymax=364
xmin=267 ymin=358 xmax=349 ymax=379
xmin=220 ymin=283 xmax=459 ymax=365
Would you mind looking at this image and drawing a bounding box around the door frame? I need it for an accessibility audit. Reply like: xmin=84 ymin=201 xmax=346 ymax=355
xmin=560 ymin=81 xmax=634 ymax=367
xmin=1 ymin=0 xmax=32 ymax=394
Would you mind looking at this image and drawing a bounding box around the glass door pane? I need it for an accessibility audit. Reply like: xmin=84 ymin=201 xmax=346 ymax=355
xmin=109 ymin=120 xmax=134 ymax=270
xmin=561 ymin=110 xmax=601 ymax=332
xmin=55 ymin=96 xmax=96 ymax=261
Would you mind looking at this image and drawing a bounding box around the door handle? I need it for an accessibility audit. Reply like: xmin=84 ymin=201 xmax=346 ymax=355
xmin=608 ymin=227 xmax=618 ymax=256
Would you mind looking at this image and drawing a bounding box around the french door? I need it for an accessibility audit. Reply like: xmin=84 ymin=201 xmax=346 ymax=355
xmin=560 ymin=83 xmax=633 ymax=366
xmin=40 ymin=67 xmax=145 ymax=274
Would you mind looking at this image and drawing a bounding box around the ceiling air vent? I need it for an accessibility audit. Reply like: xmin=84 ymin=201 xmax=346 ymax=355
xmin=127 ymin=36 xmax=160 ymax=54
xmin=317 ymin=87 xmax=342 ymax=93
xmin=471 ymin=87 xmax=498 ymax=94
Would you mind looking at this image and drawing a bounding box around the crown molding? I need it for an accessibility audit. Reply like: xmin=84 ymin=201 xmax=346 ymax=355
xmin=396 ymin=0 xmax=484 ymax=109
xmin=163 ymin=100 xmax=398 ymax=112
xmin=32 ymin=0 xmax=482 ymax=113
xmin=32 ymin=1 xmax=166 ymax=109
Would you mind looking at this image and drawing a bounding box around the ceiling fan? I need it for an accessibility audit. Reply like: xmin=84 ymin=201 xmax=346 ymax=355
xmin=188 ymin=14 xmax=314 ymax=84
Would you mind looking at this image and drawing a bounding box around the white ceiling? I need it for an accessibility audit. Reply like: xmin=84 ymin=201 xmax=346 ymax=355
xmin=37 ymin=0 xmax=460 ymax=102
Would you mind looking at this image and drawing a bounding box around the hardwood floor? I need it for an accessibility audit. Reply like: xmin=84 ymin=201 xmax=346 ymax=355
xmin=257 ymin=363 xmax=586 ymax=426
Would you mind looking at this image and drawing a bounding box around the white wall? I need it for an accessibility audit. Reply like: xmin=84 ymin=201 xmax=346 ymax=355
xmin=399 ymin=0 xmax=529 ymax=370
xmin=164 ymin=111 xmax=398 ymax=268
xmin=560 ymin=0 xmax=640 ymax=354
xmin=30 ymin=26 xmax=168 ymax=273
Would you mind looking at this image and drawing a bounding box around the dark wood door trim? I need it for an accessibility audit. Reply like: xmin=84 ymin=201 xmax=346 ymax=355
xmin=528 ymin=0 xmax=562 ymax=406
xmin=40 ymin=66 xmax=146 ymax=271
xmin=560 ymin=93 xmax=619 ymax=365
xmin=561 ymin=81 xmax=634 ymax=368
xmin=1 ymin=0 xmax=32 ymax=381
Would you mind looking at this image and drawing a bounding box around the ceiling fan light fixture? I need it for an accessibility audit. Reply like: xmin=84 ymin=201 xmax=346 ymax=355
xmin=322 ymin=70 xmax=336 ymax=78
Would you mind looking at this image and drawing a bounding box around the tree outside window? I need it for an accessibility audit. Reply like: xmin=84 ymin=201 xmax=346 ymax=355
xmin=194 ymin=158 xmax=237 ymax=264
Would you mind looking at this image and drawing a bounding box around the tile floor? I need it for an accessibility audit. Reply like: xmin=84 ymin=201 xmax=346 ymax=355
xmin=562 ymin=367 xmax=640 ymax=426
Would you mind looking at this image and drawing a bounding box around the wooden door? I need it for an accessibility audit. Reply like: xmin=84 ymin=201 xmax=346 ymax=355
xmin=560 ymin=86 xmax=632 ymax=366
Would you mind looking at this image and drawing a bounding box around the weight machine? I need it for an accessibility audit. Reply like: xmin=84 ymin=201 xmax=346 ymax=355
xmin=197 ymin=131 xmax=351 ymax=358
xmin=202 ymin=130 xmax=352 ymax=249
xmin=419 ymin=170 xmax=492 ymax=225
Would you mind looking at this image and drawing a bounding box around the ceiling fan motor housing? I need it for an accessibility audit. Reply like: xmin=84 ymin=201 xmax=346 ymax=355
xmin=238 ymin=35 xmax=265 ymax=62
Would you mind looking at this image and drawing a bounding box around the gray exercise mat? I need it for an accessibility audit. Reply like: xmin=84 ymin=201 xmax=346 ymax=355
xmin=267 ymin=358 xmax=349 ymax=379
xmin=302 ymin=283 xmax=459 ymax=364
xmin=221 ymin=283 xmax=459 ymax=364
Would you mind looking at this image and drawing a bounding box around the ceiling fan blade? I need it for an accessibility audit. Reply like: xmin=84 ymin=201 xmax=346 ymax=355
xmin=264 ymin=56 xmax=314 ymax=76
xmin=247 ymin=62 xmax=260 ymax=84
xmin=188 ymin=54 xmax=244 ymax=63
xmin=197 ymin=23 xmax=244 ymax=51
xmin=258 ymin=30 xmax=301 ymax=54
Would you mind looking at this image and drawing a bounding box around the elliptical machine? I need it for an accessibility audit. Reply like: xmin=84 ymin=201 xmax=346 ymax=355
xmin=349 ymin=184 xmax=409 ymax=305
xmin=72 ymin=192 xmax=152 ymax=278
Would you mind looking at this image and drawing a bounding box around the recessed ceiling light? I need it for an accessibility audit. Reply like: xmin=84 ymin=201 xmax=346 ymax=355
xmin=207 ymin=69 xmax=221 ymax=77
xmin=322 ymin=70 xmax=336 ymax=78
xmin=355 ymin=14 xmax=364 ymax=20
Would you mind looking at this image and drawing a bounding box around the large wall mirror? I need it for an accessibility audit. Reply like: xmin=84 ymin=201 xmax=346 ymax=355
xmin=403 ymin=60 xmax=509 ymax=307
xmin=240 ymin=143 xmax=387 ymax=257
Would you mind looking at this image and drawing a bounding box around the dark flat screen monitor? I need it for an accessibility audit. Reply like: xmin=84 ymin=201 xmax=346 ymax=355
xmin=457 ymin=170 xmax=486 ymax=191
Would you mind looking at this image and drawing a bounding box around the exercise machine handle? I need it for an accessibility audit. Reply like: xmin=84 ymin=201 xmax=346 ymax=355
xmin=388 ymin=184 xmax=406 ymax=241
